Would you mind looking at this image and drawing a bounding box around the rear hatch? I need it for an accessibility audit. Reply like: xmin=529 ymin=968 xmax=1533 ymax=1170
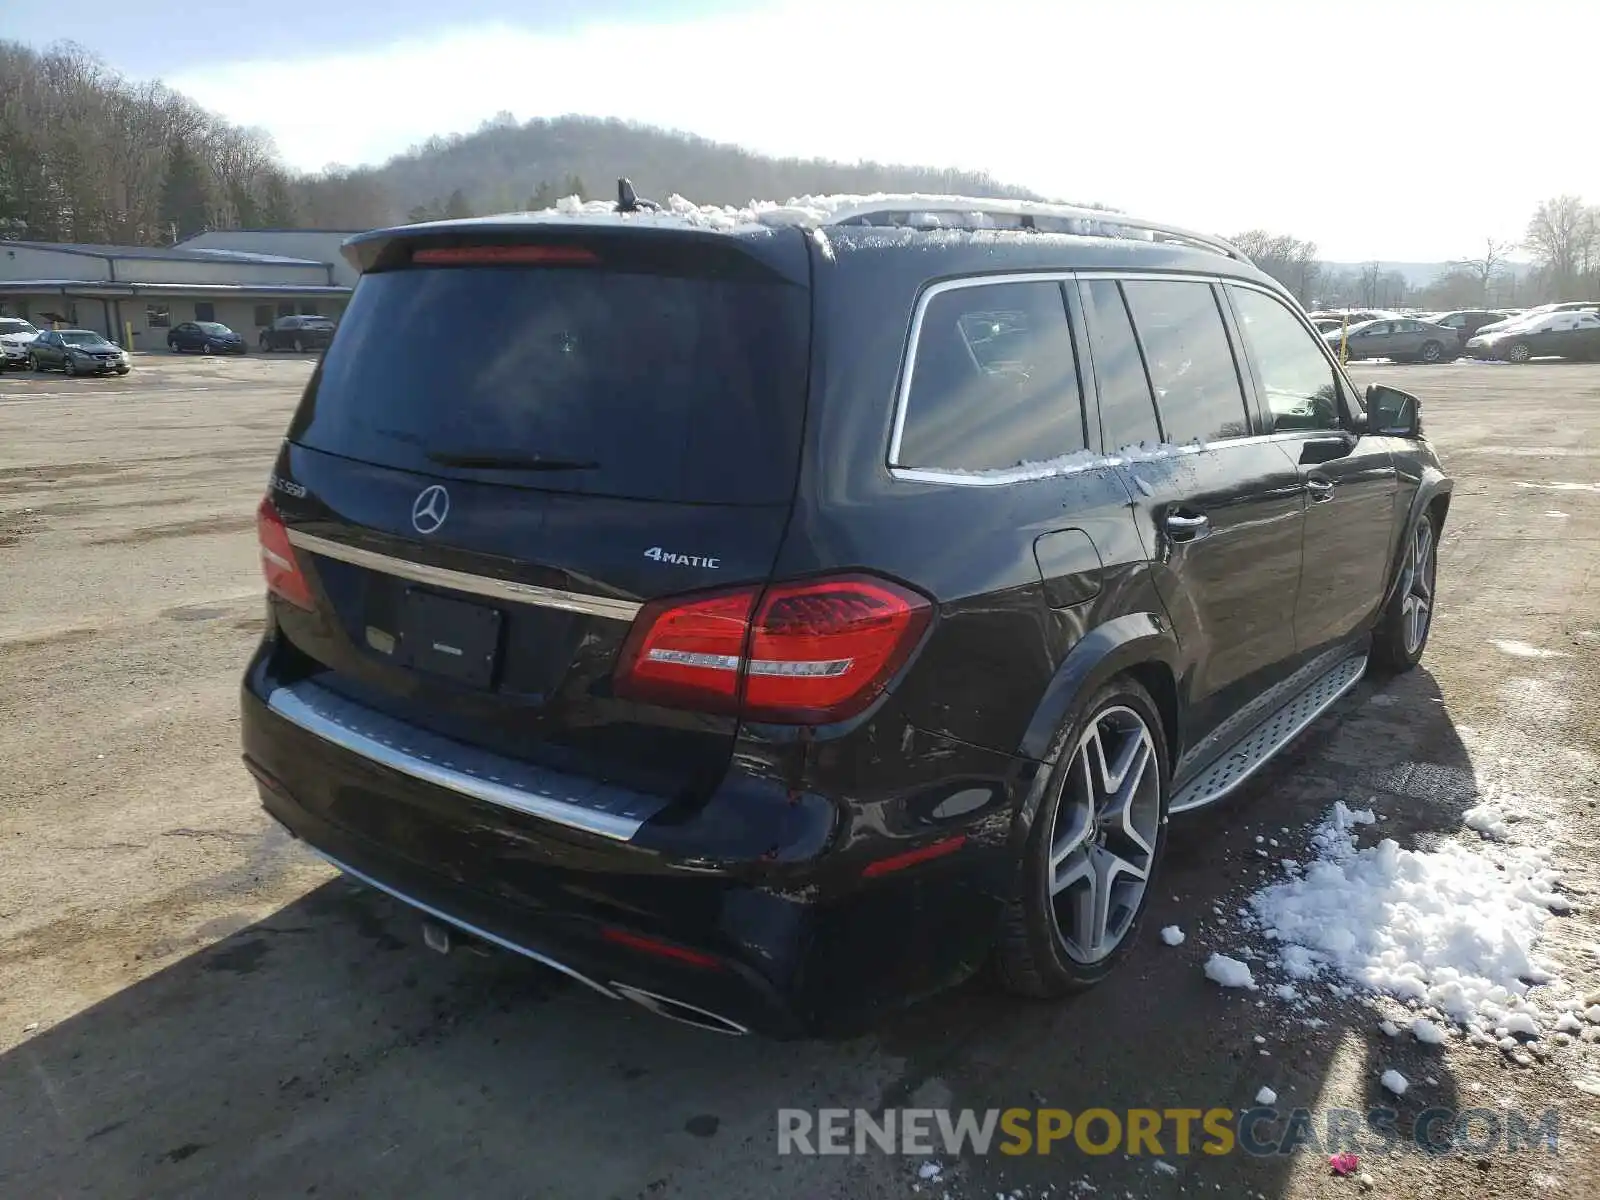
xmin=262 ymin=222 xmax=813 ymax=808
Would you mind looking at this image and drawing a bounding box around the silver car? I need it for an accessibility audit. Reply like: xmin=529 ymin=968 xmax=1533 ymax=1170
xmin=1321 ymin=317 xmax=1459 ymax=364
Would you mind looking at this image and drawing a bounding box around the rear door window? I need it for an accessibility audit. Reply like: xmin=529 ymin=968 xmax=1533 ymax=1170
xmin=1121 ymin=280 xmax=1252 ymax=443
xmin=895 ymin=280 xmax=1085 ymax=473
xmin=291 ymin=264 xmax=809 ymax=505
xmin=1079 ymin=280 xmax=1161 ymax=450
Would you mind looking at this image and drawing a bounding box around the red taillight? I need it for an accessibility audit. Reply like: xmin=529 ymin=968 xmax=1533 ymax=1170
xmin=256 ymin=497 xmax=314 ymax=610
xmin=601 ymin=927 xmax=723 ymax=970
xmin=614 ymin=575 xmax=931 ymax=725
xmin=410 ymin=244 xmax=597 ymax=266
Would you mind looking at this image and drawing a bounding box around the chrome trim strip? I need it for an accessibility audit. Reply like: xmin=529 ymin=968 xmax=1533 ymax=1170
xmin=610 ymin=983 xmax=750 ymax=1036
xmin=309 ymin=847 xmax=620 ymax=998
xmin=286 ymin=529 xmax=642 ymax=622
xmin=265 ymin=684 xmax=653 ymax=842
xmin=1169 ymin=654 xmax=1368 ymax=815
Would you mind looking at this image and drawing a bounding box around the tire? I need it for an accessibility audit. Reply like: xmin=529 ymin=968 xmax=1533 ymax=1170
xmin=64 ymin=357 xmax=76 ymax=377
xmin=1420 ymin=340 xmax=1443 ymax=364
xmin=994 ymin=675 xmax=1170 ymax=997
xmin=1370 ymin=510 xmax=1438 ymax=673
xmin=293 ymin=336 xmax=305 ymax=353
xmin=202 ymin=341 xmax=214 ymax=355
xmin=168 ymin=341 xmax=180 ymax=354
xmin=1505 ymin=341 xmax=1532 ymax=363
xmin=260 ymin=335 xmax=271 ymax=352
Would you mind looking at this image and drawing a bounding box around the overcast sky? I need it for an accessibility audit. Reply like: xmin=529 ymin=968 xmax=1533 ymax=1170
xmin=5 ymin=0 xmax=1596 ymax=261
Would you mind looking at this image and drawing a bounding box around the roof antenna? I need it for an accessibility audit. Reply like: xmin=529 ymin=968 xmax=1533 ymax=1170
xmin=616 ymin=178 xmax=660 ymax=213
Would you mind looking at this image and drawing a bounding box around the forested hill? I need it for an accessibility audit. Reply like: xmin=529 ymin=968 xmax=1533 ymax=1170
xmin=0 ymin=40 xmax=1045 ymax=243
xmin=373 ymin=113 xmax=1045 ymax=222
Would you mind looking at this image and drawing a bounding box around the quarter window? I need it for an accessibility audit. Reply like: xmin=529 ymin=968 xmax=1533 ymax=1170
xmin=897 ymin=281 xmax=1085 ymax=473
xmin=1080 ymin=280 xmax=1161 ymax=450
xmin=1120 ymin=280 xmax=1251 ymax=443
xmin=1229 ymin=288 xmax=1343 ymax=433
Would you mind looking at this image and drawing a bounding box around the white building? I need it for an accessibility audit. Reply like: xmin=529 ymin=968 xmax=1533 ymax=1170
xmin=0 ymin=231 xmax=363 ymax=350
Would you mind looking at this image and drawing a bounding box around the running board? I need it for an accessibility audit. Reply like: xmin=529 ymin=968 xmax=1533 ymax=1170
xmin=1169 ymin=653 xmax=1367 ymax=814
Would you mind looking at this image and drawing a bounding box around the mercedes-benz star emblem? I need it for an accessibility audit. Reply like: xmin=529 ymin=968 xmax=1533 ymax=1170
xmin=411 ymin=485 xmax=450 ymax=535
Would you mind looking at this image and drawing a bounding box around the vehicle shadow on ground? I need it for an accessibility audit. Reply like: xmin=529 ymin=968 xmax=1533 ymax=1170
xmin=0 ymin=670 xmax=1481 ymax=1200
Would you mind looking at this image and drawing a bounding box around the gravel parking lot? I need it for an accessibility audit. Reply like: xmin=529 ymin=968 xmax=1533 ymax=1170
xmin=2 ymin=355 xmax=1597 ymax=1200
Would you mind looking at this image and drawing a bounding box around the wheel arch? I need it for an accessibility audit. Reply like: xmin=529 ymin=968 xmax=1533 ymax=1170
xmin=1380 ymin=469 xmax=1452 ymax=610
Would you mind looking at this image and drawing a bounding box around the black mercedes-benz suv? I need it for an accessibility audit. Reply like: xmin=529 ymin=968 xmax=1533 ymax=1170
xmin=241 ymin=194 xmax=1451 ymax=1037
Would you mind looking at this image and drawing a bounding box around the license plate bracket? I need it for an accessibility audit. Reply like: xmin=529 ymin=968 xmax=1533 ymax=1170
xmin=397 ymin=589 xmax=503 ymax=688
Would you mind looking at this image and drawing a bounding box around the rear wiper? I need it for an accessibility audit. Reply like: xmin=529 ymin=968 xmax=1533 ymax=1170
xmin=425 ymin=451 xmax=600 ymax=471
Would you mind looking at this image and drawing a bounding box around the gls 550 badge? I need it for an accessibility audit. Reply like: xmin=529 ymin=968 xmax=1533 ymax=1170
xmin=644 ymin=546 xmax=721 ymax=569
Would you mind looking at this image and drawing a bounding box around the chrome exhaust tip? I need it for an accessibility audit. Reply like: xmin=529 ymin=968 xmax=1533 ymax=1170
xmin=610 ymin=983 xmax=749 ymax=1036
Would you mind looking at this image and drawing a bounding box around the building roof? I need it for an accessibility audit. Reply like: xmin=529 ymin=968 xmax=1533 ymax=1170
xmin=3 ymin=240 xmax=327 ymax=267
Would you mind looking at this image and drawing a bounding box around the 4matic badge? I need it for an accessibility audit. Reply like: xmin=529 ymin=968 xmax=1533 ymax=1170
xmin=644 ymin=546 xmax=721 ymax=569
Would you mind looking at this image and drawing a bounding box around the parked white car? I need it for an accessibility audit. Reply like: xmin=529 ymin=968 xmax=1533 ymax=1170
xmin=0 ymin=317 xmax=40 ymax=371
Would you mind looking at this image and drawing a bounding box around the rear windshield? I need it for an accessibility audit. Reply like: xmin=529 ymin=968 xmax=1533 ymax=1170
xmin=290 ymin=265 xmax=809 ymax=505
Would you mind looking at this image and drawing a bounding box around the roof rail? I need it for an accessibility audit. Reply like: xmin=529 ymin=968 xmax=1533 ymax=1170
xmin=822 ymin=195 xmax=1249 ymax=263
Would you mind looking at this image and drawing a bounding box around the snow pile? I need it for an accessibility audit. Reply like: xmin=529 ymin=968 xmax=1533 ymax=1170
xmin=1204 ymin=953 xmax=1256 ymax=989
xmin=1161 ymin=925 xmax=1186 ymax=946
xmin=1249 ymin=801 xmax=1569 ymax=1031
xmin=519 ymin=190 xmax=1129 ymax=236
xmin=1380 ymin=1069 xmax=1409 ymax=1096
xmin=1255 ymin=1086 xmax=1277 ymax=1105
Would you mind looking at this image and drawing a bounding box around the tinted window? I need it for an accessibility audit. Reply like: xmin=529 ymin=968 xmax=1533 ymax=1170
xmin=1080 ymin=280 xmax=1160 ymax=450
xmin=1230 ymin=288 xmax=1342 ymax=433
xmin=1121 ymin=280 xmax=1250 ymax=443
xmin=292 ymin=265 xmax=809 ymax=505
xmin=897 ymin=281 xmax=1084 ymax=472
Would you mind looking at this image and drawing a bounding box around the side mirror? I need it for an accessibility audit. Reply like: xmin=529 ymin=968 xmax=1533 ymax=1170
xmin=1365 ymin=383 xmax=1423 ymax=437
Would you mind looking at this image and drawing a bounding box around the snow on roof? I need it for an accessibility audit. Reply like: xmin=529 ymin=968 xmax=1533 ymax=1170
xmin=434 ymin=191 xmax=1240 ymax=257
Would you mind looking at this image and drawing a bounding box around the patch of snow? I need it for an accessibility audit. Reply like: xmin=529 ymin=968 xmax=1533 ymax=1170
xmin=918 ymin=1162 xmax=944 ymax=1181
xmin=1491 ymin=640 xmax=1567 ymax=660
xmin=1412 ymin=1017 xmax=1447 ymax=1044
xmin=1498 ymin=1012 xmax=1541 ymax=1039
xmin=1544 ymin=511 xmax=1569 ymax=518
xmin=1380 ymin=1069 xmax=1409 ymax=1096
xmin=1380 ymin=1020 xmax=1401 ymax=1037
xmin=1274 ymin=984 xmax=1301 ymax=1002
xmin=1255 ymin=1086 xmax=1278 ymax=1105
xmin=1586 ymin=1005 xmax=1600 ymax=1023
xmin=1463 ymin=804 xmax=1515 ymax=840
xmin=1151 ymin=1160 xmax=1179 ymax=1177
xmin=1573 ymin=1077 xmax=1600 ymax=1097
xmin=1555 ymin=1012 xmax=1584 ymax=1034
xmin=1250 ymin=801 xmax=1569 ymax=1030
xmin=1204 ymin=954 xmax=1256 ymax=990
xmin=1160 ymin=925 xmax=1185 ymax=946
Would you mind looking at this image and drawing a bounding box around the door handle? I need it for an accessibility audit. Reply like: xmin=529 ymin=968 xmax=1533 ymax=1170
xmin=1165 ymin=511 xmax=1210 ymax=540
xmin=1306 ymin=476 xmax=1336 ymax=502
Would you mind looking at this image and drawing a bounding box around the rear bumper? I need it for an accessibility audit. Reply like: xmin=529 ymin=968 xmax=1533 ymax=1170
xmin=241 ymin=650 xmax=1017 ymax=1037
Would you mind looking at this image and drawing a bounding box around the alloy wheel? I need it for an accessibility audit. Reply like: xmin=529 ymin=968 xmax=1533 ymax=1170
xmin=1508 ymin=343 xmax=1531 ymax=363
xmin=1398 ymin=519 xmax=1436 ymax=656
xmin=1422 ymin=341 xmax=1441 ymax=363
xmin=1046 ymin=706 xmax=1161 ymax=964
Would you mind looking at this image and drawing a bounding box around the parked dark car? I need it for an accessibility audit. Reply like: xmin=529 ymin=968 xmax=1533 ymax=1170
xmin=1323 ymin=317 xmax=1459 ymax=363
xmin=1426 ymin=309 xmax=1509 ymax=348
xmin=28 ymin=328 xmax=130 ymax=375
xmin=1465 ymin=309 xmax=1600 ymax=362
xmin=260 ymin=315 xmax=336 ymax=352
xmin=241 ymin=196 xmax=1451 ymax=1037
xmin=168 ymin=320 xmax=246 ymax=355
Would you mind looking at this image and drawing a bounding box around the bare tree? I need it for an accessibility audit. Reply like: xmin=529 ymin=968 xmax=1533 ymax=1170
xmin=1359 ymin=262 xmax=1382 ymax=307
xmin=1230 ymin=230 xmax=1321 ymax=305
xmin=1525 ymin=195 xmax=1592 ymax=295
xmin=1454 ymin=237 xmax=1512 ymax=304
